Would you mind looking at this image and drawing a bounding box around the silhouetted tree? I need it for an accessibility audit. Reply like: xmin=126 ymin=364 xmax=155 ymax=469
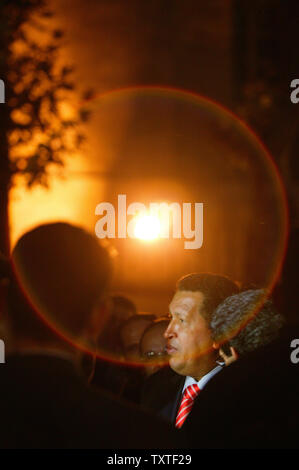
xmin=0 ymin=0 xmax=91 ymax=254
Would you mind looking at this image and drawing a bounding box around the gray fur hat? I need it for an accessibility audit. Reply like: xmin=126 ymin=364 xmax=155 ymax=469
xmin=211 ymin=289 xmax=284 ymax=356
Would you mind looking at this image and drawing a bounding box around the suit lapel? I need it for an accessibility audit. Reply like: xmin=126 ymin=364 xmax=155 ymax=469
xmin=158 ymin=375 xmax=184 ymax=424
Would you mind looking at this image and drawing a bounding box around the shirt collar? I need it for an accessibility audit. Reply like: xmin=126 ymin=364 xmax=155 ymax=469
xmin=182 ymin=364 xmax=223 ymax=394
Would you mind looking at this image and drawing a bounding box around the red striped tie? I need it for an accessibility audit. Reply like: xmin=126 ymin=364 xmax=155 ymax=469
xmin=175 ymin=384 xmax=200 ymax=428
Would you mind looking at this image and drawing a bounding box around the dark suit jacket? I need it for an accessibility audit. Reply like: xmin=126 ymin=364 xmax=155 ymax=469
xmin=141 ymin=366 xmax=185 ymax=424
xmin=183 ymin=326 xmax=299 ymax=449
xmin=92 ymin=358 xmax=145 ymax=404
xmin=0 ymin=354 xmax=185 ymax=449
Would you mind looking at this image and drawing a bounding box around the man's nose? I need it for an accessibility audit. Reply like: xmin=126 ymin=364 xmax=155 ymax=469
xmin=164 ymin=321 xmax=174 ymax=339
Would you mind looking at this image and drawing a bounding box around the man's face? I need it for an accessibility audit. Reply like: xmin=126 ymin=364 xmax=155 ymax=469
xmin=165 ymin=290 xmax=214 ymax=378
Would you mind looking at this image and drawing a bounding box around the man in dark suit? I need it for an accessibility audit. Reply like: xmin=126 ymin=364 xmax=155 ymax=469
xmin=0 ymin=222 xmax=183 ymax=449
xmin=141 ymin=273 xmax=239 ymax=425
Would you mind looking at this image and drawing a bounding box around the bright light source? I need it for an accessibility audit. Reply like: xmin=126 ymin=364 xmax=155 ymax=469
xmin=134 ymin=214 xmax=161 ymax=241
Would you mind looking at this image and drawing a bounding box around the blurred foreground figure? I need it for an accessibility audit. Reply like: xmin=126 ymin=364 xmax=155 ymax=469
xmin=97 ymin=295 xmax=137 ymax=358
xmin=100 ymin=313 xmax=157 ymax=403
xmin=90 ymin=296 xmax=140 ymax=400
xmin=0 ymin=223 xmax=183 ymax=449
xmin=184 ymin=289 xmax=299 ymax=448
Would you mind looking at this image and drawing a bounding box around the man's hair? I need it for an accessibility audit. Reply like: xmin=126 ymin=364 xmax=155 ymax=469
xmin=211 ymin=289 xmax=285 ymax=356
xmin=111 ymin=296 xmax=137 ymax=318
xmin=8 ymin=222 xmax=111 ymax=343
xmin=176 ymin=273 xmax=239 ymax=322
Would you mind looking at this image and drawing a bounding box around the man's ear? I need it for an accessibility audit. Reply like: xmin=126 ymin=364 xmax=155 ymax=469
xmin=212 ymin=342 xmax=219 ymax=350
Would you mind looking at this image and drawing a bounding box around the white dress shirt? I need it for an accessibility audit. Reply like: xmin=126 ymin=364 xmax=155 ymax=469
xmin=182 ymin=364 xmax=223 ymax=395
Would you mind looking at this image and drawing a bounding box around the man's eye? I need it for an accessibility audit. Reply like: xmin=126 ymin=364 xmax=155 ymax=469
xmin=179 ymin=318 xmax=184 ymax=323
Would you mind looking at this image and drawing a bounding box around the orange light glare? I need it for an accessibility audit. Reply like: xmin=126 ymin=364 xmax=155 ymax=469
xmin=134 ymin=215 xmax=161 ymax=241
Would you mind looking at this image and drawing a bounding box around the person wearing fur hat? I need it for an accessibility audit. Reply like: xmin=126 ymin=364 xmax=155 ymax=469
xmin=183 ymin=289 xmax=298 ymax=448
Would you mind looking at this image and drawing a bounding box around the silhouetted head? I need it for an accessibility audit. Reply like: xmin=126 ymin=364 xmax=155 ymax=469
xmin=8 ymin=222 xmax=112 ymax=351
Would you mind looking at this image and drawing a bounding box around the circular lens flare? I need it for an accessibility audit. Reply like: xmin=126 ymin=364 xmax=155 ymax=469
xmin=134 ymin=214 xmax=161 ymax=241
xmin=11 ymin=86 xmax=289 ymax=367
